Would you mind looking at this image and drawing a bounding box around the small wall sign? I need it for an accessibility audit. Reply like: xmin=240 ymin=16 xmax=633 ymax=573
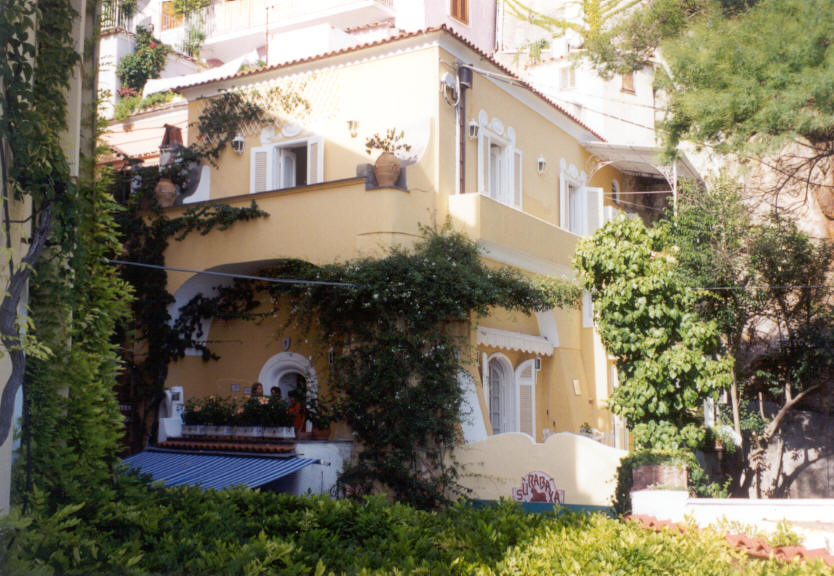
xmin=512 ymin=471 xmax=564 ymax=504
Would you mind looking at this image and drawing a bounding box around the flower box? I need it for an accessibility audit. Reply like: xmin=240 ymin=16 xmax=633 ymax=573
xmin=263 ymin=426 xmax=295 ymax=439
xmin=182 ymin=424 xmax=204 ymax=436
xmin=204 ymin=425 xmax=233 ymax=437
xmin=235 ymin=425 xmax=264 ymax=438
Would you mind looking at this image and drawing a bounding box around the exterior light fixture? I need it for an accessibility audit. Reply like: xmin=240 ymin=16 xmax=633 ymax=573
xmin=231 ymin=134 xmax=245 ymax=155
xmin=347 ymin=120 xmax=359 ymax=138
xmin=537 ymin=155 xmax=547 ymax=174
xmin=468 ymin=119 xmax=479 ymax=140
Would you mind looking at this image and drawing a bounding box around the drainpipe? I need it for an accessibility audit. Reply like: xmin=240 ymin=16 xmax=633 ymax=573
xmin=457 ymin=65 xmax=473 ymax=194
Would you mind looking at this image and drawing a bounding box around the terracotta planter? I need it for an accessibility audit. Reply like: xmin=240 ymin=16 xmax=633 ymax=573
xmin=154 ymin=177 xmax=177 ymax=207
xmin=632 ymin=464 xmax=687 ymax=491
xmin=373 ymin=152 xmax=401 ymax=187
xmin=311 ymin=426 xmax=331 ymax=441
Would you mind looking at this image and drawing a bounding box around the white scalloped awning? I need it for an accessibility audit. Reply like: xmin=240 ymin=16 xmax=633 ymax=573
xmin=477 ymin=327 xmax=555 ymax=356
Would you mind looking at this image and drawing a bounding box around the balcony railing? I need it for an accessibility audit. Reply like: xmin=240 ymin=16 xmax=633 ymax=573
xmin=181 ymin=0 xmax=394 ymax=41
xmin=100 ymin=0 xmax=133 ymax=32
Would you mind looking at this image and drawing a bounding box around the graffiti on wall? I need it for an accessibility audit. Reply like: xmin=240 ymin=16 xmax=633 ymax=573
xmin=512 ymin=470 xmax=564 ymax=503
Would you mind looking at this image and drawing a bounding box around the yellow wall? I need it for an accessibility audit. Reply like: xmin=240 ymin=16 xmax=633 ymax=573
xmin=454 ymin=432 xmax=626 ymax=506
xmin=165 ymin=32 xmax=626 ymax=450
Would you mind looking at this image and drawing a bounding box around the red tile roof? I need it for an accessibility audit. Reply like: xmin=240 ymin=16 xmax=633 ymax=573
xmin=158 ymin=440 xmax=295 ymax=454
xmin=173 ymin=25 xmax=603 ymax=141
xmin=627 ymin=514 xmax=834 ymax=568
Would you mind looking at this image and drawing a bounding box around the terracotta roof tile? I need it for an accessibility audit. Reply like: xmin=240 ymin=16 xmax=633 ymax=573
xmin=158 ymin=440 xmax=295 ymax=454
xmin=173 ymin=25 xmax=603 ymax=141
xmin=627 ymin=515 xmax=834 ymax=568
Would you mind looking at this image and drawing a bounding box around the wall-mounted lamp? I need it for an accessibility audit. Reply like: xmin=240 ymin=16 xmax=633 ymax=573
xmin=347 ymin=120 xmax=359 ymax=138
xmin=231 ymin=134 xmax=245 ymax=155
xmin=537 ymin=154 xmax=547 ymax=175
xmin=468 ymin=119 xmax=479 ymax=140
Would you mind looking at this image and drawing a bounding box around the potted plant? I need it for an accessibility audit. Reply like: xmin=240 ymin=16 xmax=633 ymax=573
xmin=202 ymin=395 xmax=235 ymax=436
xmin=289 ymin=381 xmax=334 ymax=440
xmin=365 ymin=128 xmax=411 ymax=187
xmin=306 ymin=396 xmax=333 ymax=440
xmin=262 ymin=394 xmax=295 ymax=439
xmin=181 ymin=398 xmax=206 ymax=436
xmin=237 ymin=395 xmax=268 ymax=438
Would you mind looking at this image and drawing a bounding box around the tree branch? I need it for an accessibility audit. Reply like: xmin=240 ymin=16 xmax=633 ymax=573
xmin=0 ymin=202 xmax=53 ymax=446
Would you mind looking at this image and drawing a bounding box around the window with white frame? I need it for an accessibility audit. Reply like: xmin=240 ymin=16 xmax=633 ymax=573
xmin=560 ymin=170 xmax=603 ymax=237
xmin=559 ymin=65 xmax=575 ymax=90
xmin=478 ymin=130 xmax=522 ymax=208
xmin=250 ymin=137 xmax=323 ymax=194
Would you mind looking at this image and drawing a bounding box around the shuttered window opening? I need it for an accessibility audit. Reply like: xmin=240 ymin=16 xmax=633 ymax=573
xmin=250 ymin=137 xmax=324 ymax=194
xmin=450 ymin=0 xmax=468 ymax=24
xmin=560 ymin=172 xmax=604 ymax=237
xmin=477 ymin=131 xmax=522 ymax=209
xmin=516 ymin=360 xmax=536 ymax=439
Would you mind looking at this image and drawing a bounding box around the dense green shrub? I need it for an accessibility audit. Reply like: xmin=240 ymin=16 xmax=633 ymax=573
xmin=114 ymin=90 xmax=176 ymax=121
xmin=117 ymin=26 xmax=169 ymax=92
xmin=2 ymin=486 xmax=830 ymax=575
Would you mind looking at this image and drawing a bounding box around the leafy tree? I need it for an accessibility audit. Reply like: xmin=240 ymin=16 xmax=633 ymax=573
xmin=574 ymin=216 xmax=732 ymax=450
xmin=503 ymin=0 xmax=643 ymax=41
xmin=661 ymin=179 xmax=756 ymax=448
xmin=661 ymin=0 xmax=834 ymax=162
xmin=663 ymin=181 xmax=833 ymax=494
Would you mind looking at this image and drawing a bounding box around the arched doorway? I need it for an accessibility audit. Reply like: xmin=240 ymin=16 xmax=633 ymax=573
xmin=257 ymin=352 xmax=317 ymax=401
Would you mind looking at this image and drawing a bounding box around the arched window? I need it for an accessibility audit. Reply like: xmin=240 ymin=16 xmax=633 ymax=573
xmin=487 ymin=355 xmax=516 ymax=434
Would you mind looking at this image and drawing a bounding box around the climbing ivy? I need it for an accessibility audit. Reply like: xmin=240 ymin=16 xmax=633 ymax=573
xmin=0 ymin=0 xmax=83 ymax=448
xmin=19 ymin=167 xmax=133 ymax=512
xmin=265 ymin=227 xmax=580 ymax=507
xmin=114 ymin=192 xmax=267 ymax=451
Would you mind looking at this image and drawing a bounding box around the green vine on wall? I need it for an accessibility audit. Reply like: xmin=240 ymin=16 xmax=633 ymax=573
xmin=262 ymin=226 xmax=580 ymax=507
xmin=191 ymin=87 xmax=311 ymax=165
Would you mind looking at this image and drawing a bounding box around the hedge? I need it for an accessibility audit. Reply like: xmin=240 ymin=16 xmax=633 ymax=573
xmin=1 ymin=478 xmax=830 ymax=575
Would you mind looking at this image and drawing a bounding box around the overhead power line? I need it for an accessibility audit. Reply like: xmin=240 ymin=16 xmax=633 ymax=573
xmin=108 ymin=260 xmax=356 ymax=287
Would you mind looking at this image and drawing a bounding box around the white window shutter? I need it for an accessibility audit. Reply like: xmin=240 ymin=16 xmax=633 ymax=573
xmin=513 ymin=149 xmax=522 ymax=208
xmin=251 ymin=147 xmax=268 ymax=194
xmin=516 ymin=361 xmax=535 ymax=438
xmin=307 ymin=137 xmax=323 ymax=184
xmin=559 ymin=175 xmax=567 ymax=228
xmin=585 ymin=187 xmax=604 ymax=236
xmin=519 ymin=385 xmax=533 ymax=436
xmin=582 ymin=291 xmax=594 ymax=328
xmin=477 ymin=132 xmax=491 ymax=195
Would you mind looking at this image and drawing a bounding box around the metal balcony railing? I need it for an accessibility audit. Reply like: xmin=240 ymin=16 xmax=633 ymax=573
xmin=194 ymin=0 xmax=394 ymax=41
xmin=100 ymin=0 xmax=133 ymax=32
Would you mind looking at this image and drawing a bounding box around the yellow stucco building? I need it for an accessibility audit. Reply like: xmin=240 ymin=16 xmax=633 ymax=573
xmin=157 ymin=26 xmax=648 ymax=505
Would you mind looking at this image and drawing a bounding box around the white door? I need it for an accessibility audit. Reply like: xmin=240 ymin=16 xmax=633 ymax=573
xmin=515 ymin=360 xmax=536 ymax=439
xmin=488 ymin=360 xmax=503 ymax=434
xmin=278 ymin=148 xmax=296 ymax=188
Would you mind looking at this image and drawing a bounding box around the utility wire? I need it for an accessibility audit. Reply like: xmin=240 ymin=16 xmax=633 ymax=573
xmin=695 ymin=284 xmax=834 ymax=292
xmin=108 ymin=259 xmax=356 ymax=287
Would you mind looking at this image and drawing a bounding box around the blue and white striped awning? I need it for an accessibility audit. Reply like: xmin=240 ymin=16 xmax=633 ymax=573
xmin=123 ymin=451 xmax=317 ymax=490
